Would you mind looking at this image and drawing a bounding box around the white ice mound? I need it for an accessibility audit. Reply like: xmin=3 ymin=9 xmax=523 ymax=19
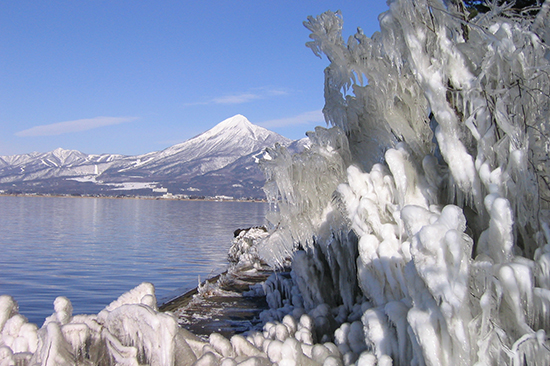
xmin=2 ymin=284 xmax=352 ymax=366
xmin=228 ymin=227 xmax=269 ymax=268
xmin=0 ymin=284 xmax=205 ymax=366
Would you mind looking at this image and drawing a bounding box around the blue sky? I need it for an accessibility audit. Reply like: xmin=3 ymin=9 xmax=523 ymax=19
xmin=0 ymin=1 xmax=388 ymax=156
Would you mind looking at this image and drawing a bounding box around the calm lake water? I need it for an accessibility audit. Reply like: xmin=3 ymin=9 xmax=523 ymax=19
xmin=0 ymin=196 xmax=267 ymax=326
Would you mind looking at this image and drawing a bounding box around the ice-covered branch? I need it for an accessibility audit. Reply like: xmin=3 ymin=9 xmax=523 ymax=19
xmin=259 ymin=0 xmax=550 ymax=364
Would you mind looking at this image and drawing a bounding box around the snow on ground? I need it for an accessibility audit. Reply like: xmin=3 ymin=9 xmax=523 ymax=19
xmin=67 ymin=176 xmax=159 ymax=191
xmin=111 ymin=182 xmax=159 ymax=191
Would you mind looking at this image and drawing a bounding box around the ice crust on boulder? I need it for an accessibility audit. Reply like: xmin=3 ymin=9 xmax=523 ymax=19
xmin=228 ymin=227 xmax=269 ymax=268
xmin=0 ymin=285 xmax=205 ymax=366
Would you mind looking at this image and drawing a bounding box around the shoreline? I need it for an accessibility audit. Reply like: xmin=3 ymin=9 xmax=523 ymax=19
xmin=0 ymin=192 xmax=267 ymax=203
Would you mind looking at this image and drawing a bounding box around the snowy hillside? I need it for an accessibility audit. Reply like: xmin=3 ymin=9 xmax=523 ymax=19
xmin=0 ymin=115 xmax=292 ymax=198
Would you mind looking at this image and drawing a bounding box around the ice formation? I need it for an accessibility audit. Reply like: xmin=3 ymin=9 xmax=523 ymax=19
xmin=2 ymin=0 xmax=550 ymax=365
xmin=258 ymin=0 xmax=550 ymax=364
xmin=0 ymin=284 xmax=207 ymax=366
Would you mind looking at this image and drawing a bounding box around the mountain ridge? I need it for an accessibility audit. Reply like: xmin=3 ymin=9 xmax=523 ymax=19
xmin=0 ymin=115 xmax=296 ymax=199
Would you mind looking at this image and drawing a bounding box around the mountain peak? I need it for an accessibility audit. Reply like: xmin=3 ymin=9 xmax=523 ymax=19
xmin=50 ymin=147 xmax=84 ymax=160
xmin=185 ymin=115 xmax=273 ymax=147
xmin=51 ymin=147 xmax=82 ymax=155
xmin=205 ymin=114 xmax=254 ymax=137
xmin=0 ymin=114 xmax=294 ymax=198
xmin=219 ymin=114 xmax=250 ymax=127
xmin=52 ymin=147 xmax=69 ymax=155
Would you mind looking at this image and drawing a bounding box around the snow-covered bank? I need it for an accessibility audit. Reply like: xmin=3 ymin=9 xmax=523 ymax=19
xmin=2 ymin=0 xmax=550 ymax=365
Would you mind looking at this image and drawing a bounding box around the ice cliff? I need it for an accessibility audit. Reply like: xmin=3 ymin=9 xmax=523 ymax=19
xmin=1 ymin=0 xmax=550 ymax=365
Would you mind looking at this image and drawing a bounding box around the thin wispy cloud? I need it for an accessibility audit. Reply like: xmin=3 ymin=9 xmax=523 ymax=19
xmin=258 ymin=110 xmax=325 ymax=128
xmin=16 ymin=116 xmax=139 ymax=137
xmin=184 ymin=88 xmax=289 ymax=107
xmin=212 ymin=93 xmax=262 ymax=105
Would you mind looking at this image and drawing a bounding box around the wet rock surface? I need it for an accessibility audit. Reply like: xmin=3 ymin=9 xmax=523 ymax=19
xmin=159 ymin=266 xmax=276 ymax=339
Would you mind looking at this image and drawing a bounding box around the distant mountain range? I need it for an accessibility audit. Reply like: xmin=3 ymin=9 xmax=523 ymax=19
xmin=0 ymin=115 xmax=307 ymax=199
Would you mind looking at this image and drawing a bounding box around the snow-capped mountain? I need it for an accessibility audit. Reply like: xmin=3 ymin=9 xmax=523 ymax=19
xmin=0 ymin=115 xmax=293 ymax=199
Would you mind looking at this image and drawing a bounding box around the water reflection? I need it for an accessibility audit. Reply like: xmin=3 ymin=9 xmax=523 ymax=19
xmin=0 ymin=196 xmax=267 ymax=326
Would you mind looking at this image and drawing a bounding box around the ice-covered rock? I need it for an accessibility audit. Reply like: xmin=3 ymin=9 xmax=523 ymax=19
xmin=0 ymin=284 xmax=207 ymax=366
xmin=228 ymin=227 xmax=269 ymax=268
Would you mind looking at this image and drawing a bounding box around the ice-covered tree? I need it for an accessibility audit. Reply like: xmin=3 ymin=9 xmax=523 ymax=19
xmin=260 ymin=0 xmax=550 ymax=364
